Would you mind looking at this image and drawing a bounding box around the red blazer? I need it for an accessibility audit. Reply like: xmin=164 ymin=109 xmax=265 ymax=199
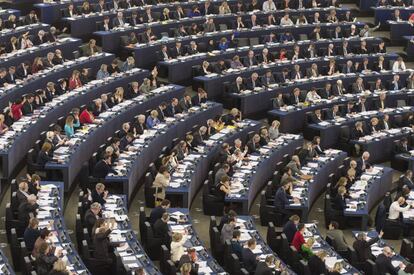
xmin=79 ymin=110 xmax=94 ymax=124
xmin=292 ymin=231 xmax=305 ymax=251
xmin=68 ymin=77 xmax=82 ymax=90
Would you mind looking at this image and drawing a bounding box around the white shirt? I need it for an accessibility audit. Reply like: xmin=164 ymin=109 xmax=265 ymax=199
xmin=262 ymin=0 xmax=276 ymax=11
xmin=280 ymin=18 xmax=294 ymax=26
xmin=170 ymin=238 xmax=186 ymax=262
xmin=393 ymin=61 xmax=406 ymax=73
xmin=306 ymin=91 xmax=321 ymax=102
xmin=388 ymin=201 xmax=410 ymax=220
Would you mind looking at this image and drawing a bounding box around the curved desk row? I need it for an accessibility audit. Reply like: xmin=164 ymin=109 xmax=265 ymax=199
xmin=37 ymin=181 xmax=90 ymax=274
xmin=267 ymin=73 xmax=412 ymax=133
xmin=166 ymin=119 xmax=262 ymax=208
xmin=0 ymin=23 xmax=50 ymax=48
xmin=0 ymin=68 xmax=148 ymax=183
xmin=240 ymin=68 xmax=409 ymax=118
xmin=101 ymin=195 xmax=161 ymax=274
xmin=45 ymin=84 xmax=184 ymax=192
xmin=125 ymin=22 xmax=367 ymax=69
xmin=94 ymin=9 xmax=353 ymax=53
xmin=237 ymin=216 xmax=296 ymax=274
xmin=287 ymin=149 xmax=348 ymax=221
xmin=304 ymin=223 xmax=360 ymax=274
xmin=373 ymin=6 xmax=414 ymax=25
xmin=388 ymin=21 xmax=413 ymax=43
xmin=308 ymin=105 xmax=414 ymax=149
xmin=35 ymin=0 xmax=235 ymax=24
xmin=0 ymin=37 xmax=82 ymax=70
xmin=345 ymin=166 xmax=393 ymax=230
xmin=0 ymin=52 xmax=114 ymax=110
xmin=159 ymin=37 xmax=383 ymax=84
xmin=104 ymin=102 xmax=223 ymax=202
xmin=194 ymin=52 xmax=398 ymax=100
xmin=167 ymin=208 xmax=226 ymax=274
xmin=351 ymin=127 xmax=413 ymax=164
xmin=226 ymin=134 xmax=303 ymax=214
xmin=352 ymin=230 xmax=409 ymax=269
xmin=0 ymin=9 xmax=20 ymax=20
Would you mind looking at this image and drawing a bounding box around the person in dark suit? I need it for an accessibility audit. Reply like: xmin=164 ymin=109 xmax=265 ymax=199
xmin=191 ymin=88 xmax=207 ymax=106
xmin=282 ymin=215 xmax=300 ymax=243
xmin=373 ymin=93 xmax=388 ymax=110
xmin=92 ymin=154 xmax=117 ymax=179
xmin=338 ymin=41 xmax=352 ymax=57
xmin=245 ymin=73 xmax=262 ymax=90
xmin=400 ymin=170 xmax=414 ymax=190
xmin=230 ymin=77 xmax=245 ymax=94
xmin=332 ymin=186 xmax=347 ymax=211
xmin=243 ymin=50 xmax=258 ymax=67
xmin=179 ymin=248 xmax=199 ymax=275
xmin=22 ymin=94 xmax=34 ymax=115
xmin=64 ymin=3 xmax=77 ymax=17
xmin=290 ymin=65 xmax=303 ymax=80
xmin=395 ymin=138 xmax=411 ymax=154
xmin=353 ymin=231 xmax=382 ymax=262
xmin=354 ymin=96 xmax=369 ymax=113
xmin=84 ymin=202 xmax=102 ymax=236
xmin=36 ymin=243 xmax=59 ymax=275
xmin=149 ymin=199 xmax=170 ymax=224
xmin=99 ymin=16 xmax=112 ymax=31
xmin=288 ymin=88 xmax=303 ymax=105
xmin=352 ymin=77 xmax=365 ymax=94
xmin=16 ymin=62 xmax=30 ymax=79
xmin=91 ymin=183 xmax=108 ymax=206
xmin=380 ymin=114 xmax=394 ymax=130
xmin=356 ymin=151 xmax=370 ymax=175
xmin=113 ymin=11 xmax=126 ymax=27
xmin=37 ymin=142 xmax=53 ymax=167
xmin=272 ymin=93 xmax=285 ymax=109
xmin=153 ymin=213 xmax=171 ymax=247
xmin=276 ymin=68 xmax=290 ymax=84
xmin=254 ymin=255 xmax=276 ymax=275
xmin=94 ymin=0 xmax=109 ymax=12
xmin=213 ymin=60 xmax=228 ymax=74
xmin=351 ymin=121 xmax=366 ymax=140
xmin=310 ymin=109 xmax=323 ymax=124
xmin=165 ymin=98 xmax=180 ymax=117
xmin=5 ymin=66 xmax=16 ymax=84
xmin=247 ymin=134 xmax=261 ymax=154
xmin=18 ymin=194 xmax=39 ymax=228
xmin=229 ymin=230 xmax=243 ymax=259
xmin=325 ymin=105 xmax=341 ymax=120
xmin=308 ymin=251 xmax=328 ymax=274
xmin=93 ymin=223 xmax=113 ymax=265
xmin=261 ymin=70 xmax=276 ymax=86
xmin=242 ymin=239 xmax=258 ymax=274
xmin=376 ymin=246 xmax=402 ymax=275
xmin=17 ymin=179 xmax=30 ymax=204
xmin=24 ymin=217 xmax=40 ymax=253
xmin=274 ymin=181 xmax=298 ymax=219
xmin=169 ymin=42 xmax=185 ymax=58
xmin=388 ymin=74 xmax=402 ymax=91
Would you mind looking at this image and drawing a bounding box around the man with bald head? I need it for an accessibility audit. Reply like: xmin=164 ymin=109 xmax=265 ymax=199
xmin=376 ymin=246 xmax=405 ymax=274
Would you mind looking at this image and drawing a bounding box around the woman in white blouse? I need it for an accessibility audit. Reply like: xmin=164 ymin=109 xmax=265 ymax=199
xmin=170 ymin=232 xmax=186 ymax=262
xmin=392 ymin=57 xmax=406 ymax=73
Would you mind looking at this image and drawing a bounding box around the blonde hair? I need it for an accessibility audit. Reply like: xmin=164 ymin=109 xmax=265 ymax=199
xmin=172 ymin=232 xmax=183 ymax=242
xmin=52 ymin=259 xmax=67 ymax=272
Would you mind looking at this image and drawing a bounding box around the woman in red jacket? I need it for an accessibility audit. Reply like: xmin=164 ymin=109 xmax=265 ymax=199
xmin=79 ymin=106 xmax=96 ymax=124
xmin=11 ymin=98 xmax=25 ymax=121
xmin=292 ymin=223 xmax=306 ymax=251
xmin=68 ymin=70 xmax=82 ymax=90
